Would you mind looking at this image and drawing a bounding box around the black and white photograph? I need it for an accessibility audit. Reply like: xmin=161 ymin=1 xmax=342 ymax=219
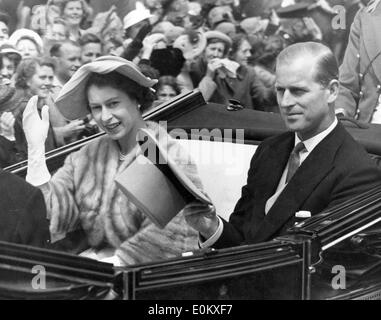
xmin=1 ymin=0 xmax=381 ymax=305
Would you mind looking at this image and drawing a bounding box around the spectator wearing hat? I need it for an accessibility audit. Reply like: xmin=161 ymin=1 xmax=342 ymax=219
xmin=121 ymin=9 xmax=154 ymax=64
xmin=187 ymin=30 xmax=233 ymax=101
xmin=0 ymin=44 xmax=22 ymax=82
xmin=8 ymin=29 xmax=44 ymax=59
xmin=21 ymin=55 xmax=201 ymax=265
xmin=172 ymin=30 xmax=207 ymax=93
xmin=207 ymin=5 xmax=235 ymax=29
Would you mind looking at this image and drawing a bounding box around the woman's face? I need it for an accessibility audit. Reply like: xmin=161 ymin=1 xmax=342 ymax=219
xmin=204 ymin=41 xmax=225 ymax=62
xmin=1 ymin=56 xmax=16 ymax=80
xmin=16 ymin=39 xmax=39 ymax=59
xmin=63 ymin=0 xmax=83 ymax=26
xmin=81 ymin=42 xmax=102 ymax=64
xmin=47 ymin=23 xmax=67 ymax=41
xmin=27 ymin=64 xmax=55 ymax=99
xmin=87 ymin=85 xmax=141 ymax=141
xmin=157 ymin=85 xmax=177 ymax=102
xmin=233 ymin=39 xmax=252 ymax=67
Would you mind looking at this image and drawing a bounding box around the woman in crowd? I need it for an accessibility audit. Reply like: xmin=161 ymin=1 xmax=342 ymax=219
xmin=79 ymin=32 xmax=103 ymax=64
xmin=0 ymin=57 xmax=62 ymax=165
xmin=22 ymin=55 xmax=200 ymax=265
xmin=155 ymin=75 xmax=181 ymax=103
xmin=9 ymin=29 xmax=43 ymax=59
xmin=191 ymin=31 xmax=276 ymax=110
xmin=59 ymin=0 xmax=88 ymax=42
xmin=0 ymin=44 xmax=22 ymax=82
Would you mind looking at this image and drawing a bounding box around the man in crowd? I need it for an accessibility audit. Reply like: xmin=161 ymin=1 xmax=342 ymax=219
xmin=183 ymin=42 xmax=381 ymax=248
xmin=50 ymin=39 xmax=82 ymax=89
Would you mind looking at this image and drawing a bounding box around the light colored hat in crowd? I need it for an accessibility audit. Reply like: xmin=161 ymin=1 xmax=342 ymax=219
xmin=173 ymin=31 xmax=207 ymax=60
xmin=205 ymin=30 xmax=232 ymax=47
xmin=0 ymin=43 xmax=22 ymax=58
xmin=164 ymin=26 xmax=185 ymax=45
xmin=8 ymin=28 xmax=43 ymax=52
xmin=55 ymin=55 xmax=158 ymax=120
xmin=207 ymin=5 xmax=234 ymax=28
xmin=188 ymin=2 xmax=202 ymax=16
xmin=151 ymin=21 xmax=175 ymax=34
xmin=240 ymin=17 xmax=269 ymax=35
xmin=123 ymin=9 xmax=153 ymax=30
xmin=214 ymin=22 xmax=236 ymax=38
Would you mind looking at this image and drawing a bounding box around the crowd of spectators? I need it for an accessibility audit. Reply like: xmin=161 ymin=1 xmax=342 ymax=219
xmin=0 ymin=0 xmax=373 ymax=168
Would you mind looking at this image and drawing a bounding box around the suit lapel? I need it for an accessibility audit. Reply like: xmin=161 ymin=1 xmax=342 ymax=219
xmin=249 ymin=124 xmax=345 ymax=243
xmin=362 ymin=12 xmax=381 ymax=84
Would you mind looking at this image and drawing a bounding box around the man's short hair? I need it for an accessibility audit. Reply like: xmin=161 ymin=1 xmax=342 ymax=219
xmin=276 ymin=41 xmax=339 ymax=87
xmin=79 ymin=32 xmax=102 ymax=47
xmin=50 ymin=39 xmax=80 ymax=57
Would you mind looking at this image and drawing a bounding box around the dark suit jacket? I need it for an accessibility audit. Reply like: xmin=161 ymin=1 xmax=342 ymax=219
xmin=0 ymin=169 xmax=50 ymax=247
xmin=215 ymin=123 xmax=381 ymax=248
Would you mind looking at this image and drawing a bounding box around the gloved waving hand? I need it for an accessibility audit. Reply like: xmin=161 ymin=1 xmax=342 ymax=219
xmin=22 ymin=95 xmax=51 ymax=186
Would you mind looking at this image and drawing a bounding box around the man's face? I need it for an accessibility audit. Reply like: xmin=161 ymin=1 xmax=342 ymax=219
xmin=81 ymin=42 xmax=102 ymax=64
xmin=0 ymin=21 xmax=9 ymax=44
xmin=57 ymin=43 xmax=82 ymax=82
xmin=275 ymin=56 xmax=337 ymax=140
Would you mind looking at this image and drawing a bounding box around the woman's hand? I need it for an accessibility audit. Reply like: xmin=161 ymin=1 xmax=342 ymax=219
xmin=182 ymin=201 xmax=219 ymax=239
xmin=0 ymin=112 xmax=16 ymax=141
xmin=206 ymin=58 xmax=223 ymax=79
xmin=22 ymin=95 xmax=50 ymax=147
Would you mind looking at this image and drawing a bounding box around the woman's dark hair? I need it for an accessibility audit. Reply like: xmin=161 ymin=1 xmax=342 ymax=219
xmin=155 ymin=75 xmax=181 ymax=97
xmin=228 ymin=33 xmax=250 ymax=59
xmin=206 ymin=38 xmax=230 ymax=56
xmin=15 ymin=57 xmax=56 ymax=89
xmin=79 ymin=32 xmax=102 ymax=47
xmin=85 ymin=71 xmax=155 ymax=110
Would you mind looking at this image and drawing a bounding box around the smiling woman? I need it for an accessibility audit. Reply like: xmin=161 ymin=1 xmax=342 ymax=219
xmin=58 ymin=0 xmax=89 ymax=41
xmin=21 ymin=56 xmax=202 ymax=266
xmin=0 ymin=57 xmax=60 ymax=167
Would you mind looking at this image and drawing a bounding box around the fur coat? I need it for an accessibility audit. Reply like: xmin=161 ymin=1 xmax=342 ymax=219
xmin=43 ymin=121 xmax=200 ymax=265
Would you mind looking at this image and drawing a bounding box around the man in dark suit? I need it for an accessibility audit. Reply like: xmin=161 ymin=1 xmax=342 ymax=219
xmin=184 ymin=41 xmax=381 ymax=248
xmin=0 ymin=169 xmax=50 ymax=247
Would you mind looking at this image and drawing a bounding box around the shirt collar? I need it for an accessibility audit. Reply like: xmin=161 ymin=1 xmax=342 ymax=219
xmin=294 ymin=117 xmax=338 ymax=153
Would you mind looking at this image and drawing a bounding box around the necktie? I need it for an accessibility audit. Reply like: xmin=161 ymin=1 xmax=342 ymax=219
xmin=286 ymin=142 xmax=306 ymax=184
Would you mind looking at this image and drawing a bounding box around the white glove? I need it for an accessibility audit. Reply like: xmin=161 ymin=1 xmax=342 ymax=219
xmin=0 ymin=112 xmax=16 ymax=141
xmin=22 ymin=95 xmax=51 ymax=186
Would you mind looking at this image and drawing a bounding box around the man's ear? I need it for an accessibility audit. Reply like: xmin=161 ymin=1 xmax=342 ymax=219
xmin=327 ymin=79 xmax=339 ymax=104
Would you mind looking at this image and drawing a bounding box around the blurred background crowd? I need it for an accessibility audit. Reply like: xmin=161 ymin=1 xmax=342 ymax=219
xmin=0 ymin=0 xmax=374 ymax=167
